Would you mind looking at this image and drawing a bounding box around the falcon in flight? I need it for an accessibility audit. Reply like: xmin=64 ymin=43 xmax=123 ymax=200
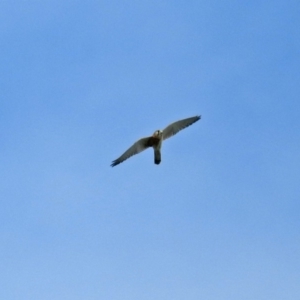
xmin=111 ymin=115 xmax=201 ymax=167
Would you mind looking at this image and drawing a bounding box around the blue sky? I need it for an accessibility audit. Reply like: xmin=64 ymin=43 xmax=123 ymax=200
xmin=1 ymin=1 xmax=300 ymax=299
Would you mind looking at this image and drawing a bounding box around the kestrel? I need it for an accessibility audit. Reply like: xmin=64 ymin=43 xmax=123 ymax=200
xmin=111 ymin=115 xmax=201 ymax=167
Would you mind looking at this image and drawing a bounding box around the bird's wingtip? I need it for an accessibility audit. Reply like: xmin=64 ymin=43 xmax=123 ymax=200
xmin=110 ymin=160 xmax=118 ymax=167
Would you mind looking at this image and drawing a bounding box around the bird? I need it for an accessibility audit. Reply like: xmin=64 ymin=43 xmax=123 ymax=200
xmin=111 ymin=115 xmax=201 ymax=167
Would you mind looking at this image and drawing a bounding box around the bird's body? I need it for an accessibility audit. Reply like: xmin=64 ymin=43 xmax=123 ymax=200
xmin=111 ymin=115 xmax=201 ymax=167
xmin=147 ymin=130 xmax=163 ymax=164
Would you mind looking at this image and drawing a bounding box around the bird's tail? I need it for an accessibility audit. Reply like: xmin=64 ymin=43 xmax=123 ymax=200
xmin=154 ymin=149 xmax=161 ymax=165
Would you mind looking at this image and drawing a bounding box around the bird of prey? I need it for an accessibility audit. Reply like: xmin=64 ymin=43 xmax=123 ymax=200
xmin=111 ymin=115 xmax=201 ymax=167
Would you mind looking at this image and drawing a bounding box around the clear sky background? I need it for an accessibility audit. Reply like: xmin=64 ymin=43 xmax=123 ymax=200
xmin=1 ymin=1 xmax=300 ymax=299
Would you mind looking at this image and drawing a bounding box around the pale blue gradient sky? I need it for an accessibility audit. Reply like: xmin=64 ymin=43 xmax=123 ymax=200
xmin=1 ymin=1 xmax=300 ymax=299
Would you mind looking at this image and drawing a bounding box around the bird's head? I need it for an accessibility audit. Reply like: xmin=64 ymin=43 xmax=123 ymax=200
xmin=153 ymin=130 xmax=163 ymax=138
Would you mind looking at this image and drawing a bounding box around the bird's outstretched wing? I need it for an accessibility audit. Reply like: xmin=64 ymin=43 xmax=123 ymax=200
xmin=111 ymin=137 xmax=150 ymax=167
xmin=162 ymin=115 xmax=201 ymax=140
